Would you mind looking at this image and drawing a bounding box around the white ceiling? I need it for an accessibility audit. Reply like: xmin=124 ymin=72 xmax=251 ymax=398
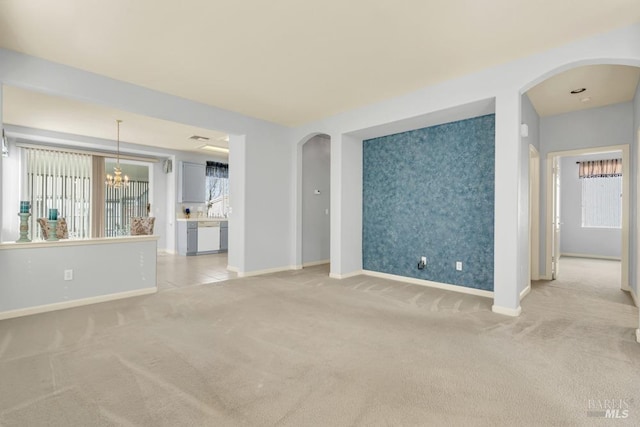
xmin=1 ymin=0 xmax=639 ymax=127
xmin=526 ymin=65 xmax=640 ymax=117
xmin=2 ymin=86 xmax=229 ymax=154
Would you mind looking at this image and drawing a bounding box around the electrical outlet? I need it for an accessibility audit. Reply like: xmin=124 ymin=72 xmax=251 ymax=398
xmin=418 ymin=256 xmax=427 ymax=270
xmin=455 ymin=261 xmax=463 ymax=271
xmin=64 ymin=269 xmax=73 ymax=281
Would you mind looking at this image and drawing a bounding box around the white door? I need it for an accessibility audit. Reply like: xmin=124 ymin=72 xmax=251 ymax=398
xmin=551 ymin=157 xmax=561 ymax=280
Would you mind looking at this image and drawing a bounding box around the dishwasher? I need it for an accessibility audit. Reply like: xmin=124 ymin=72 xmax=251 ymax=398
xmin=197 ymin=221 xmax=221 ymax=253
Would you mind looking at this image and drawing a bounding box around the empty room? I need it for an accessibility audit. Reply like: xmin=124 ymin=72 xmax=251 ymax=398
xmin=1 ymin=1 xmax=639 ymax=425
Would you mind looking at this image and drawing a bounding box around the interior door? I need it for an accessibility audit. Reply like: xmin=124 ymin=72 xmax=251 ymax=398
xmin=551 ymin=157 xmax=561 ymax=280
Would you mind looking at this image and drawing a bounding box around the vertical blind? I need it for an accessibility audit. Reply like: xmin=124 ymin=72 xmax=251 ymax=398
xmin=104 ymin=180 xmax=149 ymax=236
xmin=24 ymin=147 xmax=92 ymax=239
xmin=581 ymin=176 xmax=622 ymax=228
xmin=579 ymin=158 xmax=623 ymax=228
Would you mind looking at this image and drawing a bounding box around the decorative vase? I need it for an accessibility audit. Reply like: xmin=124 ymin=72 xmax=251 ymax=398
xmin=47 ymin=219 xmax=59 ymax=241
xmin=16 ymin=212 xmax=31 ymax=243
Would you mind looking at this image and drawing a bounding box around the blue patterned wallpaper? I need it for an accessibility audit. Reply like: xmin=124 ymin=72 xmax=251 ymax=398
xmin=363 ymin=114 xmax=495 ymax=291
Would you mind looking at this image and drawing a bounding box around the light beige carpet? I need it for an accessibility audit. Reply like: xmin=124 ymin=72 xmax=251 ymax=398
xmin=0 ymin=257 xmax=638 ymax=426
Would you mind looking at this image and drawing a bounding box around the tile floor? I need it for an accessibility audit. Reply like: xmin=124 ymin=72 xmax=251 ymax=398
xmin=156 ymin=252 xmax=236 ymax=292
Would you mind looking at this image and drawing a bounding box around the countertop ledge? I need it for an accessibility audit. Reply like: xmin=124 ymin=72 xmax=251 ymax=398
xmin=0 ymin=235 xmax=159 ymax=250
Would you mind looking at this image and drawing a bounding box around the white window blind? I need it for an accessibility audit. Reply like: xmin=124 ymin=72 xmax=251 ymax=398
xmin=581 ymin=176 xmax=622 ymax=228
xmin=24 ymin=147 xmax=92 ymax=239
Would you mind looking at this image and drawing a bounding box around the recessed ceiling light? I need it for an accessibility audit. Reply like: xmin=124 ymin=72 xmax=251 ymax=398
xmin=200 ymin=145 xmax=229 ymax=153
xmin=570 ymin=88 xmax=587 ymax=94
xmin=189 ymin=135 xmax=210 ymax=141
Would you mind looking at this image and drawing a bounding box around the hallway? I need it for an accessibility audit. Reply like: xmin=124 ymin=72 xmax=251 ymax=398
xmin=533 ymin=256 xmax=634 ymax=306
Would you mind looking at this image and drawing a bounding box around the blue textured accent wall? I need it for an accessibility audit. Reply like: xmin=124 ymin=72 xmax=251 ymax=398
xmin=362 ymin=114 xmax=495 ymax=291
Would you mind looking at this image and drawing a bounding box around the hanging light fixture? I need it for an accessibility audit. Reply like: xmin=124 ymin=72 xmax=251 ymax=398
xmin=105 ymin=119 xmax=130 ymax=188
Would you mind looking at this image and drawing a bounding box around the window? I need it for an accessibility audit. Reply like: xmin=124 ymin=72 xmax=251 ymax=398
xmin=104 ymin=160 xmax=150 ymax=236
xmin=205 ymin=161 xmax=229 ymax=217
xmin=581 ymin=176 xmax=622 ymax=228
xmin=24 ymin=147 xmax=92 ymax=238
xmin=22 ymin=147 xmax=153 ymax=240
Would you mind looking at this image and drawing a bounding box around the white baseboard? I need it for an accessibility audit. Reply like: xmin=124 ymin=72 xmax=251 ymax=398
xmin=520 ymin=284 xmax=531 ymax=301
xmin=0 ymin=287 xmax=157 ymax=321
xmin=362 ymin=270 xmax=493 ymax=299
xmin=226 ymin=265 xmax=239 ymax=273
xmin=561 ymin=252 xmax=621 ymax=261
xmin=636 ymin=329 xmax=640 ymax=344
xmin=329 ymin=270 xmax=363 ymax=279
xmin=492 ymin=304 xmax=522 ymax=317
xmin=236 ymin=265 xmax=298 ymax=278
xmin=302 ymin=259 xmax=330 ymax=268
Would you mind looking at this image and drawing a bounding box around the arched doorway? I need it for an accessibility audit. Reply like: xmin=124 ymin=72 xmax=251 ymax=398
xmin=295 ymin=133 xmax=331 ymax=270
xmin=520 ymin=62 xmax=639 ymax=337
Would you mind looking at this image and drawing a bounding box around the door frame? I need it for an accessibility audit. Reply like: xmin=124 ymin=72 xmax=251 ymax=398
xmin=544 ymin=144 xmax=629 ymax=290
xmin=529 ymin=145 xmax=540 ymax=281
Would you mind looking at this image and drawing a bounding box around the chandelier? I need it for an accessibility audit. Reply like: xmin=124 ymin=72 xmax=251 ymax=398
xmin=105 ymin=119 xmax=130 ymax=188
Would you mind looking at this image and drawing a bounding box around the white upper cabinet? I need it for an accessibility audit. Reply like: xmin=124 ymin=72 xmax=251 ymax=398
xmin=178 ymin=162 xmax=206 ymax=203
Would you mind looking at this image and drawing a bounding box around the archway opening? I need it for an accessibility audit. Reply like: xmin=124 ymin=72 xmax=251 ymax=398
xmin=521 ymin=63 xmax=639 ymax=313
xmin=296 ymin=133 xmax=331 ymax=270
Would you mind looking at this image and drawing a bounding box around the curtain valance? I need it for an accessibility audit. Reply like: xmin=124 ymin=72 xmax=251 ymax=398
xmin=206 ymin=161 xmax=229 ymax=178
xmin=578 ymin=159 xmax=622 ymax=178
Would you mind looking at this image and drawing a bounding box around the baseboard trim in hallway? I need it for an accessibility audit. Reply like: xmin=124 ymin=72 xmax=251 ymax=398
xmin=560 ymin=252 xmax=621 ymax=261
xmin=0 ymin=287 xmax=158 ymax=320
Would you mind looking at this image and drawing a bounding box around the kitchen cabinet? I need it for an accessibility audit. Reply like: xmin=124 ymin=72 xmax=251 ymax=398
xmin=177 ymin=220 xmax=228 ymax=255
xmin=177 ymin=221 xmax=198 ymax=255
xmin=178 ymin=162 xmax=205 ymax=203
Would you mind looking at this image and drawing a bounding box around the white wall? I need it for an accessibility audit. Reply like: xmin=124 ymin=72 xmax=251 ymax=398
xmin=560 ymin=153 xmax=622 ymax=258
xmin=539 ymin=102 xmax=634 ymax=276
xmin=521 ymin=94 xmax=541 ymax=287
xmin=633 ymin=80 xmax=640 ymax=296
xmin=329 ymin=134 xmax=362 ymax=278
xmin=521 ymin=94 xmax=540 ymax=151
xmin=302 ymin=135 xmax=330 ymax=264
xmin=0 ymin=85 xmax=3 ymax=240
xmin=0 ymin=237 xmax=157 ymax=318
